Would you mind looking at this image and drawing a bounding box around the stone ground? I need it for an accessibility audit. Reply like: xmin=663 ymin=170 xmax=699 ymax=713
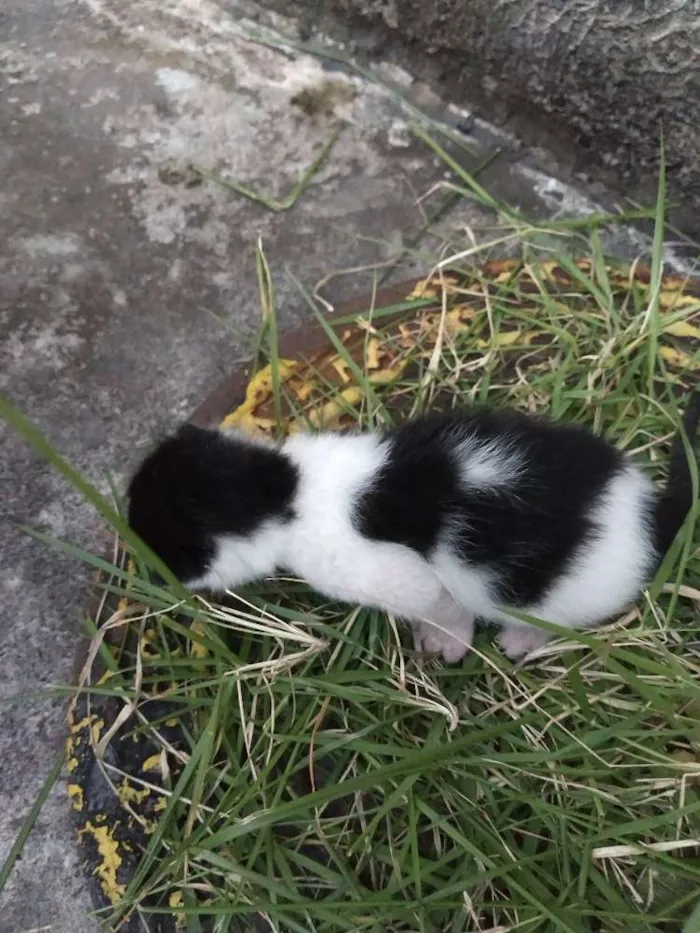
xmin=0 ymin=1 xmax=680 ymax=930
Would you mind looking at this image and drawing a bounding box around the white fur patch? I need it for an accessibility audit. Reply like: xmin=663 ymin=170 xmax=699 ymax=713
xmin=282 ymin=433 xmax=446 ymax=619
xmin=523 ymin=464 xmax=655 ymax=629
xmin=187 ymin=520 xmax=288 ymax=592
xmin=431 ymin=547 xmax=499 ymax=619
xmin=456 ymin=437 xmax=522 ymax=489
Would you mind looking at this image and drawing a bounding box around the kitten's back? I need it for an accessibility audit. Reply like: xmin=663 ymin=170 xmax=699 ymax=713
xmin=355 ymin=410 xmax=645 ymax=610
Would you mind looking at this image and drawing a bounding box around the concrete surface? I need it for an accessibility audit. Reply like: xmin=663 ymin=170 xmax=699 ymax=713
xmin=0 ymin=1 xmax=688 ymax=931
xmin=268 ymin=0 xmax=700 ymax=241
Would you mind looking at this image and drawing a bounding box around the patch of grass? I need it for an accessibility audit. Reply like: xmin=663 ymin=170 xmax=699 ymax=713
xmin=2 ymin=129 xmax=700 ymax=933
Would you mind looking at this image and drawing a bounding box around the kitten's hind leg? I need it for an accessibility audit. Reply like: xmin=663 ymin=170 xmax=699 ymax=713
xmin=416 ymin=590 xmax=475 ymax=663
xmin=499 ymin=623 xmax=550 ymax=661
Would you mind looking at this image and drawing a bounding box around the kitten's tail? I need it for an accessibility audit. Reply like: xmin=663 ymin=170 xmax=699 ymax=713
xmin=652 ymin=392 xmax=700 ymax=557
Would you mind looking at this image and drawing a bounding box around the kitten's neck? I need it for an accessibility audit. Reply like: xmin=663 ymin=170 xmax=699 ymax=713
xmin=283 ymin=431 xmax=386 ymax=506
xmin=280 ymin=431 xmax=386 ymax=569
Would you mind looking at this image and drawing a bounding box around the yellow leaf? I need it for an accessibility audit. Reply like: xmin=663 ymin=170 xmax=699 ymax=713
xmin=221 ymin=360 xmax=296 ymax=428
xmin=291 ymin=377 xmax=316 ymax=401
xmin=539 ymin=260 xmax=565 ymax=280
xmin=408 ymin=274 xmax=459 ymax=300
xmin=369 ymin=362 xmax=407 ymax=385
xmin=331 ymin=356 xmax=352 ymax=382
xmin=308 ymin=387 xmax=363 ymax=429
xmin=492 ymin=267 xmax=520 ymax=284
xmin=223 ymin=410 xmax=275 ymax=439
xmin=659 ymin=291 xmax=700 ymax=312
xmin=659 ymin=346 xmax=698 ymax=369
xmin=189 ymin=620 xmax=209 ymax=659
xmin=409 ymin=278 xmax=439 ymax=300
xmin=663 ymin=320 xmax=700 ymax=340
xmin=366 ymin=337 xmax=381 ymax=370
xmin=444 ymin=305 xmax=476 ymax=337
xmin=475 ymin=329 xmax=539 ymax=349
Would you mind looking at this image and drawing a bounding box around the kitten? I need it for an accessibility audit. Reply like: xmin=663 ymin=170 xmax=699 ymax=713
xmin=127 ymin=397 xmax=699 ymax=661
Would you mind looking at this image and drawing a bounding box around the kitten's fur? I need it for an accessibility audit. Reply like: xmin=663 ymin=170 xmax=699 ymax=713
xmin=128 ymin=398 xmax=699 ymax=661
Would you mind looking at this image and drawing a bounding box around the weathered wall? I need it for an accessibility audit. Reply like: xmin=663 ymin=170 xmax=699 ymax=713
xmin=284 ymin=0 xmax=700 ymax=235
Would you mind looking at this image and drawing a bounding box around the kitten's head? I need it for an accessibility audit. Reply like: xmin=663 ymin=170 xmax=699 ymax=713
xmin=127 ymin=424 xmax=297 ymax=589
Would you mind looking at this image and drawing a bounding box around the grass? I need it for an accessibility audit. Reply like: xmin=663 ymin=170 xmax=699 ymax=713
xmin=2 ymin=127 xmax=700 ymax=933
xmin=192 ymin=129 xmax=342 ymax=213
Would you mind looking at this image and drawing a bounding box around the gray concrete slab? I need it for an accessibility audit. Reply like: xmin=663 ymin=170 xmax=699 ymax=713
xmin=0 ymin=1 xmax=679 ymax=931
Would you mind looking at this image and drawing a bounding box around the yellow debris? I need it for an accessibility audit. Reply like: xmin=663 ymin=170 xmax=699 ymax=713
xmin=117 ymin=779 xmax=151 ymax=805
xmin=169 ymin=890 xmax=187 ymax=929
xmin=189 ymin=619 xmax=209 ymax=660
xmin=142 ymin=753 xmax=163 ymax=773
xmin=69 ymin=715 xmax=96 ymax=735
xmin=79 ymin=822 xmax=125 ymax=903
xmin=68 ymin=784 xmax=84 ymax=812
xmin=90 ymin=718 xmax=105 ymax=747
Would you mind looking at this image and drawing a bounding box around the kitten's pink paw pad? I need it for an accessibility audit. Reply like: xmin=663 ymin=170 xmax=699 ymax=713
xmin=499 ymin=625 xmax=550 ymax=661
xmin=419 ymin=623 xmax=473 ymax=663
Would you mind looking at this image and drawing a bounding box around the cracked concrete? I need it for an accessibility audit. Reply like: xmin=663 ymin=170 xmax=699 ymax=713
xmin=0 ymin=0 xmax=683 ymax=930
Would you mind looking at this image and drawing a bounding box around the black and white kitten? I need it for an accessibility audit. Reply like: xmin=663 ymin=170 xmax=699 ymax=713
xmin=127 ymin=397 xmax=699 ymax=661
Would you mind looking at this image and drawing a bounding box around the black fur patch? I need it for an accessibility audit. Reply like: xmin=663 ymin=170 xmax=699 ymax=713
xmin=127 ymin=424 xmax=298 ymax=583
xmin=354 ymin=411 xmax=623 ymax=607
xmin=354 ymin=417 xmax=461 ymax=555
xmin=652 ymin=392 xmax=700 ymax=557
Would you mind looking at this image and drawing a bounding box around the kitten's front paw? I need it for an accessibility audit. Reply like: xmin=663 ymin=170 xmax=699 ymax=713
xmin=416 ymin=619 xmax=474 ymax=663
xmin=499 ymin=624 xmax=550 ymax=661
